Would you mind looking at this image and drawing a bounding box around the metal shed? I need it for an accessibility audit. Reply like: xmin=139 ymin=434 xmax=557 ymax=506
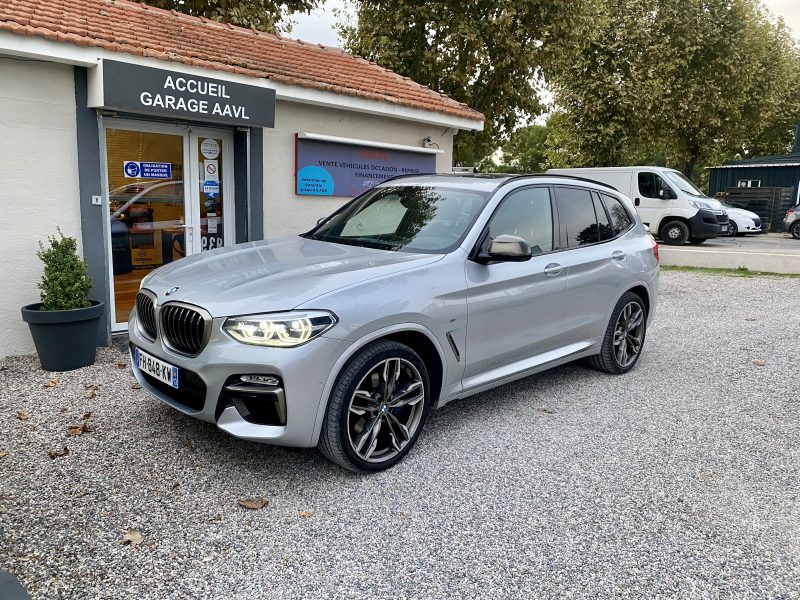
xmin=708 ymin=153 xmax=800 ymax=198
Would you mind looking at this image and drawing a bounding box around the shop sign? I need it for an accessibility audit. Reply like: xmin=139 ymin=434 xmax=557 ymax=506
xmin=296 ymin=138 xmax=436 ymax=197
xmin=93 ymin=60 xmax=276 ymax=128
xmin=123 ymin=161 xmax=172 ymax=179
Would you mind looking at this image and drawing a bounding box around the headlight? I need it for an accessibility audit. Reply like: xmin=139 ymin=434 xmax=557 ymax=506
xmin=222 ymin=311 xmax=337 ymax=347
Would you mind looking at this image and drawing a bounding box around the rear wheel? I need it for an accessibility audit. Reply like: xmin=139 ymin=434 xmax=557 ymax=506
xmin=660 ymin=220 xmax=689 ymax=245
xmin=791 ymin=221 xmax=800 ymax=240
xmin=587 ymin=292 xmax=647 ymax=374
xmin=318 ymin=341 xmax=431 ymax=472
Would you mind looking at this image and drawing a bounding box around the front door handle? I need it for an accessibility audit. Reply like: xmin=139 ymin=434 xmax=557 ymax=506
xmin=634 ymin=197 xmax=641 ymax=206
xmin=544 ymin=263 xmax=562 ymax=276
xmin=612 ymin=250 xmax=626 ymax=261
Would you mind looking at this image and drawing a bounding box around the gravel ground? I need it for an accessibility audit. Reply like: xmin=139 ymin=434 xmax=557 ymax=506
xmin=1 ymin=270 xmax=799 ymax=599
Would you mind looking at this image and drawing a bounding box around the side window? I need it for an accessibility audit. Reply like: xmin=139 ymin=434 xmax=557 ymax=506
xmin=556 ymin=187 xmax=599 ymax=247
xmin=638 ymin=172 xmax=674 ymax=199
xmin=487 ymin=187 xmax=554 ymax=254
xmin=593 ymin=194 xmax=614 ymax=241
xmin=602 ymin=194 xmax=633 ymax=235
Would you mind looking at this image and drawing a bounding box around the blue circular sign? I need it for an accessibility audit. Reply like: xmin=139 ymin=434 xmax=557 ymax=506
xmin=124 ymin=162 xmax=140 ymax=177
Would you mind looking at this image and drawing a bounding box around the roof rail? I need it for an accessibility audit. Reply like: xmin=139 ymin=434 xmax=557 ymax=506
xmin=495 ymin=173 xmax=619 ymax=191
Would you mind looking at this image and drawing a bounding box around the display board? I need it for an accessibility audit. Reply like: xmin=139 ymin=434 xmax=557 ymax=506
xmin=296 ymin=137 xmax=437 ymax=197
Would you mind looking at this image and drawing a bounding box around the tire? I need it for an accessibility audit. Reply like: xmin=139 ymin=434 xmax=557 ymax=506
xmin=688 ymin=237 xmax=707 ymax=244
xmin=318 ymin=340 xmax=431 ymax=472
xmin=586 ymin=292 xmax=647 ymax=374
xmin=791 ymin=221 xmax=800 ymax=240
xmin=727 ymin=221 xmax=738 ymax=237
xmin=659 ymin=220 xmax=689 ymax=245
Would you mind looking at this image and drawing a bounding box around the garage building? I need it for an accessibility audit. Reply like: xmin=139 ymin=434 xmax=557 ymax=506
xmin=0 ymin=0 xmax=484 ymax=357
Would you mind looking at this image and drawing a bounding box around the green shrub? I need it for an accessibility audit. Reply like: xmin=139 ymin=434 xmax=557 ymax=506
xmin=36 ymin=229 xmax=93 ymax=311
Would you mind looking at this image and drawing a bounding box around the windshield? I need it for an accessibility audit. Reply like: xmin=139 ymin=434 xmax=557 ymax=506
xmin=662 ymin=171 xmax=705 ymax=197
xmin=304 ymin=184 xmax=489 ymax=253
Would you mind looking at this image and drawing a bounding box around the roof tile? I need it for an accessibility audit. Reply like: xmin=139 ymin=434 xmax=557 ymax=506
xmin=0 ymin=0 xmax=483 ymax=123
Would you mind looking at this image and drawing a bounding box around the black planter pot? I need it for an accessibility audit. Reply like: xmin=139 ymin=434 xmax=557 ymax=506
xmin=21 ymin=301 xmax=104 ymax=371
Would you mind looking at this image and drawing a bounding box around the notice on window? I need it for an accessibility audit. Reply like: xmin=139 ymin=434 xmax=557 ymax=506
xmin=296 ymin=138 xmax=436 ymax=197
xmin=123 ymin=161 xmax=172 ymax=179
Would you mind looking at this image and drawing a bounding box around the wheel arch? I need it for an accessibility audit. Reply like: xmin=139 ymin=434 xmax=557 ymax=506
xmin=309 ymin=323 xmax=447 ymax=446
xmin=625 ymin=283 xmax=651 ymax=317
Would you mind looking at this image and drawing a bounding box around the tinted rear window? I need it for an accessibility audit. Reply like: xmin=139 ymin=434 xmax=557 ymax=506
xmin=557 ymin=187 xmax=599 ymax=247
xmin=602 ymin=194 xmax=633 ymax=234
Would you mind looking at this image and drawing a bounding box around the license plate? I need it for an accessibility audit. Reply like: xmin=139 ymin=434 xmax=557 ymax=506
xmin=134 ymin=347 xmax=179 ymax=389
xmin=720 ymin=226 xmax=727 ymax=232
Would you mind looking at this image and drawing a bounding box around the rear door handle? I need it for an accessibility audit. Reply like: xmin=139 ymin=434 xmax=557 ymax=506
xmin=544 ymin=263 xmax=562 ymax=276
xmin=612 ymin=250 xmax=626 ymax=261
xmin=634 ymin=197 xmax=641 ymax=207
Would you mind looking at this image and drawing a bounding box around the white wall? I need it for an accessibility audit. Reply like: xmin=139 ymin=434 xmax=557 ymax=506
xmin=0 ymin=58 xmax=81 ymax=358
xmin=262 ymin=101 xmax=455 ymax=237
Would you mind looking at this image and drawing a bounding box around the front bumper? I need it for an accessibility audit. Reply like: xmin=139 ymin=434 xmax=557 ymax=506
xmin=689 ymin=209 xmax=727 ymax=239
xmin=129 ymin=310 xmax=352 ymax=447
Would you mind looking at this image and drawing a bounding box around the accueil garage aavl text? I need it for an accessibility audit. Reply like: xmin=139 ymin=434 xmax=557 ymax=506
xmin=94 ymin=60 xmax=276 ymax=128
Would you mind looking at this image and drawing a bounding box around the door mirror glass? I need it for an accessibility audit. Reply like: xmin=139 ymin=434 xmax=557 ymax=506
xmin=479 ymin=234 xmax=532 ymax=263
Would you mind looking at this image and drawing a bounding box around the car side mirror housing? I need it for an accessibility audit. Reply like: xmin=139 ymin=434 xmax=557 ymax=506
xmin=475 ymin=234 xmax=532 ymax=264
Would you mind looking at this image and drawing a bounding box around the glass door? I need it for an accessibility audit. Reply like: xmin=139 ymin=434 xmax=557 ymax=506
xmin=105 ymin=123 xmax=190 ymax=328
xmin=104 ymin=121 xmax=235 ymax=331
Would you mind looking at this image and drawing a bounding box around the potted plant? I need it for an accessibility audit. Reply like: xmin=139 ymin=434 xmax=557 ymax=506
xmin=21 ymin=230 xmax=104 ymax=371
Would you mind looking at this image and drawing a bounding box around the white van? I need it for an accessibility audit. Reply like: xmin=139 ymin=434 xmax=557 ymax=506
xmin=547 ymin=167 xmax=728 ymax=245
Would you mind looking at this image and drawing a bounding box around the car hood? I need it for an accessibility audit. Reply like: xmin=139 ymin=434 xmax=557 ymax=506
xmin=725 ymin=206 xmax=759 ymax=220
xmin=141 ymin=236 xmax=444 ymax=317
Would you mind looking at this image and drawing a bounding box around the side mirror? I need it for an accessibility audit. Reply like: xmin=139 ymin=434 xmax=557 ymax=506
xmin=475 ymin=234 xmax=532 ymax=264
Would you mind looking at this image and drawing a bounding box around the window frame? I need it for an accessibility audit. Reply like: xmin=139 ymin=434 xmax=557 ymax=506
xmin=469 ymin=184 xmax=559 ymax=260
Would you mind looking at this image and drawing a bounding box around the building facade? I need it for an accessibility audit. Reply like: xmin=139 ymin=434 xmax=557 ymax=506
xmin=0 ymin=0 xmax=484 ymax=358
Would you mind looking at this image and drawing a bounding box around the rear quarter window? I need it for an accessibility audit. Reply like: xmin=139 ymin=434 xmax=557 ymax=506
xmin=601 ymin=194 xmax=634 ymax=235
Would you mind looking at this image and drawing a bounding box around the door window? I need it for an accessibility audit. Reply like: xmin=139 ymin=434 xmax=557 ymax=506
xmin=556 ymin=187 xmax=601 ymax=247
xmin=638 ymin=172 xmax=675 ymax=199
xmin=106 ymin=129 xmax=186 ymax=323
xmin=487 ymin=187 xmax=554 ymax=254
xmin=196 ymin=136 xmax=225 ymax=251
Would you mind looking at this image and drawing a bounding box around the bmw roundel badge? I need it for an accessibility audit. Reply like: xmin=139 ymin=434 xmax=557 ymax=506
xmin=165 ymin=286 xmax=180 ymax=296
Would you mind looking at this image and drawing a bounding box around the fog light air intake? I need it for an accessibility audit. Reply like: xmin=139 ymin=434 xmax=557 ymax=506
xmin=218 ymin=375 xmax=287 ymax=426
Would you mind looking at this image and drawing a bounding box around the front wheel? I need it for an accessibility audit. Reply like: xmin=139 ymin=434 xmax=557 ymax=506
xmin=586 ymin=292 xmax=647 ymax=374
xmin=318 ymin=341 xmax=431 ymax=472
xmin=660 ymin=220 xmax=689 ymax=245
xmin=791 ymin=221 xmax=800 ymax=240
xmin=727 ymin=221 xmax=738 ymax=237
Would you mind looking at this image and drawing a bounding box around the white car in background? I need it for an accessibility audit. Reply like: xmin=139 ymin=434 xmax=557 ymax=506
xmin=719 ymin=201 xmax=762 ymax=236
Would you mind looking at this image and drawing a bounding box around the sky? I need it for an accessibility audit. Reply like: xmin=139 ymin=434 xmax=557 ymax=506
xmin=291 ymin=0 xmax=800 ymax=47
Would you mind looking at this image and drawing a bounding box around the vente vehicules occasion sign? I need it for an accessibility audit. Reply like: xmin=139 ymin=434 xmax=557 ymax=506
xmin=92 ymin=60 xmax=276 ymax=128
xmin=296 ymin=138 xmax=437 ymax=197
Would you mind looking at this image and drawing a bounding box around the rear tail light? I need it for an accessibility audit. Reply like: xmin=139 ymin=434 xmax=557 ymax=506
xmin=651 ymin=237 xmax=660 ymax=263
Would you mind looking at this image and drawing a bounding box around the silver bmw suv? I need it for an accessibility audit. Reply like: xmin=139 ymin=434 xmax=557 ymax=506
xmin=130 ymin=174 xmax=660 ymax=472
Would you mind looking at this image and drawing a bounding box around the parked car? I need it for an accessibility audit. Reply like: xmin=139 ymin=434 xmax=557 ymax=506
xmin=784 ymin=204 xmax=800 ymax=239
xmin=548 ymin=166 xmax=728 ymax=245
xmin=718 ymin=200 xmax=762 ymax=236
xmin=129 ymin=174 xmax=660 ymax=472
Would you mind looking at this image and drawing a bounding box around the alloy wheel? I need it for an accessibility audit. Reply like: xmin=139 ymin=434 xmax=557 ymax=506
xmin=613 ymin=301 xmax=645 ymax=368
xmin=347 ymin=358 xmax=426 ymax=464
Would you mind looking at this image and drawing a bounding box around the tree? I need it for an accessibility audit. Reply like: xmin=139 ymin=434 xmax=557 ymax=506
xmin=140 ymin=0 xmax=321 ymax=33
xmin=337 ymin=1 xmax=597 ymax=165
xmin=546 ymin=0 xmax=800 ymax=179
xmin=495 ymin=123 xmax=550 ymax=172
